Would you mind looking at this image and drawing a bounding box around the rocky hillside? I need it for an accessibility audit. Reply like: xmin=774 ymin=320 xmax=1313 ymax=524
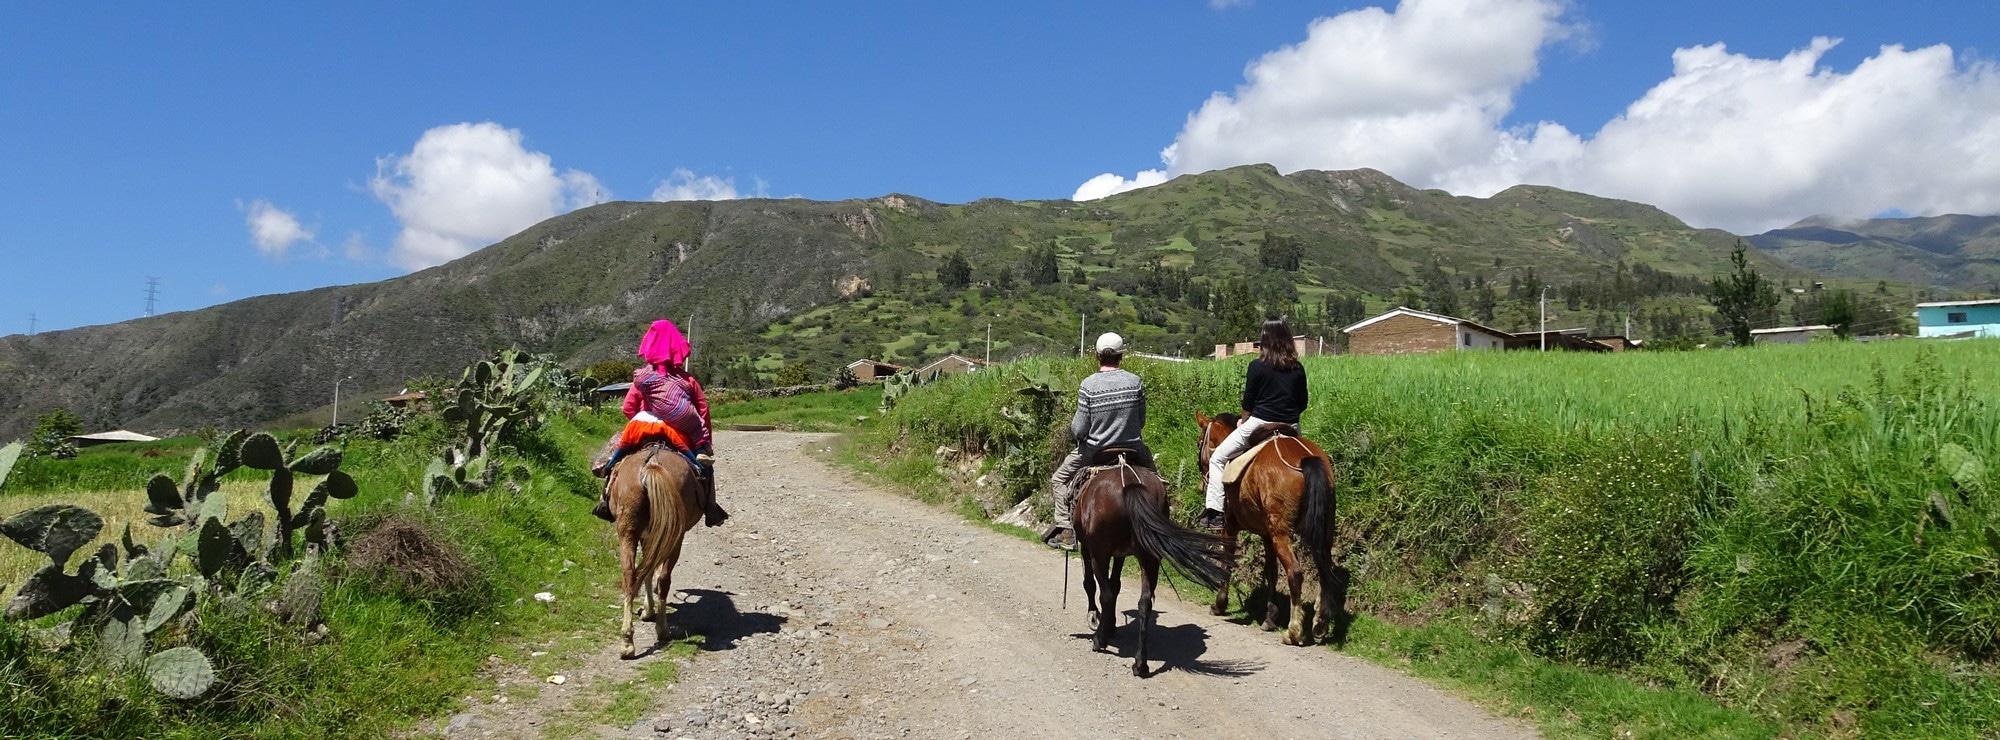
xmin=0 ymin=164 xmax=1886 ymax=437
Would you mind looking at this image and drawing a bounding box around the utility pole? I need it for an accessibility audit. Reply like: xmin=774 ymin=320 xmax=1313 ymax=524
xmin=1539 ymin=286 xmax=1548 ymax=352
xmin=985 ymin=321 xmax=992 ymax=364
xmin=27 ymin=313 xmax=35 ymax=336
xmin=144 ymin=277 xmax=161 ymax=317
xmin=1078 ymin=311 xmax=1086 ymax=356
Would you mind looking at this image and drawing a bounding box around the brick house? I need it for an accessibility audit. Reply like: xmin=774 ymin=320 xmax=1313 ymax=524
xmin=1211 ymin=335 xmax=1334 ymax=360
xmin=843 ymin=359 xmax=904 ymax=383
xmin=1342 ymin=307 xmax=1511 ymax=356
xmin=916 ymin=353 xmax=990 ymax=380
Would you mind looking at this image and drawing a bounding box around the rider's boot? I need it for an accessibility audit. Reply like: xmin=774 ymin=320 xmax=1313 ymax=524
xmin=1039 ymin=524 xmax=1076 ymax=551
xmin=592 ymin=476 xmax=616 ymax=522
xmin=698 ymin=460 xmax=728 ymax=527
xmin=1198 ymin=507 xmax=1226 ymax=532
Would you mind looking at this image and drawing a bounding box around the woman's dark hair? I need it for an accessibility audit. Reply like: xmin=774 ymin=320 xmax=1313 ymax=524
xmin=1258 ymin=319 xmax=1300 ymax=371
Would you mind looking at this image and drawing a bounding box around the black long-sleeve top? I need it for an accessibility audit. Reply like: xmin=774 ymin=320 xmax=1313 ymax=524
xmin=1241 ymin=358 xmax=1308 ymax=424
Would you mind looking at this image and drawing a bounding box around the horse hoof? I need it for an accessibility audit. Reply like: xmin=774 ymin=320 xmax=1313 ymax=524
xmin=1132 ymin=663 xmax=1149 ymax=678
xmin=1283 ymin=632 xmax=1309 ymax=647
xmin=1088 ymin=611 xmax=1101 ymax=631
xmin=1261 ymin=621 xmax=1278 ymax=632
xmin=1209 ymin=605 xmax=1228 ymax=617
xmin=619 ymin=645 xmax=637 ymax=660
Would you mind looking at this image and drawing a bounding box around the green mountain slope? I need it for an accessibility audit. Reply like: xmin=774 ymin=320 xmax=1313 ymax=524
xmin=1748 ymin=214 xmax=2000 ymax=291
xmin=0 ymin=164 xmax=1834 ymax=437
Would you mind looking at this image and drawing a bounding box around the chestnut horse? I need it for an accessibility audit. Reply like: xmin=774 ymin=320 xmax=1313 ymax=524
xmin=1195 ymin=412 xmax=1337 ymax=646
xmin=609 ymin=443 xmax=704 ymax=659
xmin=1073 ymin=451 xmax=1231 ymax=676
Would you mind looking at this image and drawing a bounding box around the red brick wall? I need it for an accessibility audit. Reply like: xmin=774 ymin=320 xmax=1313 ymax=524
xmin=1348 ymin=314 xmax=1456 ymax=355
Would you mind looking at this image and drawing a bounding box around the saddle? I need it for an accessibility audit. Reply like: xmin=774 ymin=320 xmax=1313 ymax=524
xmin=1222 ymin=426 xmax=1301 ymax=484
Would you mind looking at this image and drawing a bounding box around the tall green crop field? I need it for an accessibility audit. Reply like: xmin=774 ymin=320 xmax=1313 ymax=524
xmin=859 ymin=339 xmax=2000 ymax=737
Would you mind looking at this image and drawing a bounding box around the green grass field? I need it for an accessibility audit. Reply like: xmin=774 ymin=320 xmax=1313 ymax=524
xmin=856 ymin=338 xmax=2000 ymax=738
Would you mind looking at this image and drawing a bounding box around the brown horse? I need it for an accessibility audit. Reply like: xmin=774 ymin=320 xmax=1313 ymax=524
xmin=1195 ymin=412 xmax=1337 ymax=646
xmin=609 ymin=443 xmax=704 ymax=659
xmin=1073 ymin=451 xmax=1231 ymax=676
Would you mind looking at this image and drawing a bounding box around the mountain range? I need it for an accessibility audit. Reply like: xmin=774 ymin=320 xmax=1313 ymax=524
xmin=0 ymin=164 xmax=1984 ymax=438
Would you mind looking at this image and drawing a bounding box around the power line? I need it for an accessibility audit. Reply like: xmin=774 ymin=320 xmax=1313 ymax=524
xmin=144 ymin=277 xmax=161 ymax=317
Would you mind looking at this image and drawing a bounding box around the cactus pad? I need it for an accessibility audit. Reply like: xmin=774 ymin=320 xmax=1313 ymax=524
xmin=146 ymin=646 xmax=216 ymax=699
xmin=289 ymin=447 xmax=343 ymax=476
xmin=2 ymin=504 xmax=104 ymax=568
xmin=238 ymin=433 xmax=283 ymax=470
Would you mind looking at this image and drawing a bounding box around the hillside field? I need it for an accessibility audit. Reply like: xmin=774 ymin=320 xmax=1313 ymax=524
xmin=856 ymin=338 xmax=2000 ymax=738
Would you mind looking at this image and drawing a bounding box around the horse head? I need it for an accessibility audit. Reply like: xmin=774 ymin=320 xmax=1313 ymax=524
xmin=1194 ymin=410 xmax=1240 ymax=469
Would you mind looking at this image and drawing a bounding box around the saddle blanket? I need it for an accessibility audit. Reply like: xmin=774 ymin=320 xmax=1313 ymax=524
xmin=1222 ymin=438 xmax=1281 ymax=484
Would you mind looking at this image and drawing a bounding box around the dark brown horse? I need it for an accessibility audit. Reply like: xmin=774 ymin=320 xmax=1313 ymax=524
xmin=1073 ymin=451 xmax=1231 ymax=676
xmin=609 ymin=443 xmax=704 ymax=659
xmin=1196 ymin=412 xmax=1337 ymax=646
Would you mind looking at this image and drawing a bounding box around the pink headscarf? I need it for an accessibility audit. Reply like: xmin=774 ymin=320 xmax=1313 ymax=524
xmin=638 ymin=319 xmax=691 ymax=368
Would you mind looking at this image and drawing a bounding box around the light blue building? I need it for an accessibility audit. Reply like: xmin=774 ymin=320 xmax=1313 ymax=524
xmin=1916 ymin=298 xmax=2000 ymax=338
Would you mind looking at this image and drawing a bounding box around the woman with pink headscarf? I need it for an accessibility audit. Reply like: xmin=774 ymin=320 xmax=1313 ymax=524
xmin=590 ymin=319 xmax=723 ymax=525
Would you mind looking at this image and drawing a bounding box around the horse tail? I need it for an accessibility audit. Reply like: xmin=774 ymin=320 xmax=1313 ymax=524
xmin=635 ymin=452 xmax=689 ymax=579
xmin=1294 ymin=455 xmax=1335 ymax=567
xmin=1123 ymin=483 xmax=1231 ymax=591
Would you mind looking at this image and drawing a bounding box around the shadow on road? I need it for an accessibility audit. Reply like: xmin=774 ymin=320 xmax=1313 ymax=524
xmin=1069 ymin=610 xmax=1268 ymax=679
xmin=669 ymin=588 xmax=788 ymax=650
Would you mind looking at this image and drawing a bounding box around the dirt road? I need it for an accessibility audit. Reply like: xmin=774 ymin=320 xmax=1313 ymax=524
xmin=445 ymin=431 xmax=1536 ymax=739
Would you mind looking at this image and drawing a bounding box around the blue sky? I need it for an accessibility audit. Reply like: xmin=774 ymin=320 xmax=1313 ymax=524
xmin=4 ymin=1 xmax=1997 ymax=334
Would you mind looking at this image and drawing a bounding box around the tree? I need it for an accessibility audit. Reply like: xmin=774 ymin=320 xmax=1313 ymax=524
xmin=994 ymin=265 xmax=1015 ymax=292
xmin=1026 ymin=242 xmax=1060 ymax=286
xmin=775 ymin=361 xmax=814 ymax=387
xmin=28 ymin=407 xmax=83 ymax=459
xmin=1472 ymin=277 xmax=1498 ymax=324
xmin=1257 ymin=232 xmax=1303 ymax=271
xmin=1709 ymin=241 xmax=1781 ymax=346
xmin=939 ymin=252 xmax=972 ymax=289
xmin=1420 ymin=260 xmax=1460 ymax=317
xmin=1820 ymin=289 xmax=1857 ymax=338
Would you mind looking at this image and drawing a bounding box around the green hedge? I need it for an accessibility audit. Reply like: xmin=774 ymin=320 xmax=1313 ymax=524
xmin=860 ymin=340 xmax=2000 ymax=736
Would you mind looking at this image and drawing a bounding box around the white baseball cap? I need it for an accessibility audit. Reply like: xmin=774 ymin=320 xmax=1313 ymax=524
xmin=1095 ymin=332 xmax=1126 ymax=353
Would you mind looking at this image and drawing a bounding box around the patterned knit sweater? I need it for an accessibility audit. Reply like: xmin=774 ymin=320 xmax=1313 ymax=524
xmin=1070 ymin=368 xmax=1147 ymax=455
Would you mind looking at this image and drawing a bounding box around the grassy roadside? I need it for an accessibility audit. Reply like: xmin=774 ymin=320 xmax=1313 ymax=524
xmin=831 ymin=428 xmax=1774 ymax=739
xmin=0 ymin=408 xmax=647 ymax=738
xmin=709 ymin=385 xmax=884 ymax=432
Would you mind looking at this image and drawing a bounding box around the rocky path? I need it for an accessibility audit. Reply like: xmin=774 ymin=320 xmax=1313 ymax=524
xmin=441 ymin=431 xmax=1537 ymax=739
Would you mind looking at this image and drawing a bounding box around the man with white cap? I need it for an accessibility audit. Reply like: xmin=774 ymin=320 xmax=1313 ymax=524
xmin=1040 ymin=332 xmax=1156 ymax=550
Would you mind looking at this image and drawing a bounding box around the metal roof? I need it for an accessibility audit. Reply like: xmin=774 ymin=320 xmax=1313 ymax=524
xmin=67 ymin=430 xmax=159 ymax=443
xmin=1916 ymin=298 xmax=2000 ymax=308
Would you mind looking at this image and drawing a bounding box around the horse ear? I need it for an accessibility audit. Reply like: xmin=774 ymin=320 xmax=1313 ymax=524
xmin=1196 ymin=410 xmax=1209 ymax=425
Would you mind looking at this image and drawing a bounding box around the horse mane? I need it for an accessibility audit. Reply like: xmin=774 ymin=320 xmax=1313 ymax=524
xmin=1212 ymin=411 xmax=1241 ymax=426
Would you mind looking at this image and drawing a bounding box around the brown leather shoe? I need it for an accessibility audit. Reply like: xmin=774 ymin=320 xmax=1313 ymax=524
xmin=1040 ymin=525 xmax=1076 ymax=551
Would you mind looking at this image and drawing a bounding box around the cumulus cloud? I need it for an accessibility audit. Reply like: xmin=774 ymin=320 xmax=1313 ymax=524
xmin=242 ymin=199 xmax=316 ymax=259
xmin=1071 ymin=169 xmax=1171 ymax=201
xmin=1075 ymin=0 xmax=2000 ymax=233
xmin=371 ymin=122 xmax=611 ymax=271
xmin=651 ymin=169 xmax=767 ymax=201
xmin=340 ymin=233 xmax=373 ymax=262
xmin=1210 ymin=0 xmax=1251 ymax=9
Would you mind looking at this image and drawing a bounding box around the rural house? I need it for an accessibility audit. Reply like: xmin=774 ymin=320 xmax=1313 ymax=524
xmin=843 ymin=359 xmax=904 ymax=383
xmin=1749 ymin=325 xmax=1834 ymax=344
xmin=916 ymin=353 xmax=990 ymax=380
xmin=1917 ymin=298 xmax=2000 ymax=339
xmin=66 ymin=430 xmax=159 ymax=448
xmin=1210 ymin=335 xmax=1333 ymax=360
xmin=1504 ymin=328 xmax=1616 ymax=352
xmin=1342 ymin=307 xmax=1511 ymax=356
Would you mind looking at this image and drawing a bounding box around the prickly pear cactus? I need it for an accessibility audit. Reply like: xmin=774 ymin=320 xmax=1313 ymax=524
xmin=145 ymin=646 xmax=216 ymax=700
xmin=0 ymin=440 xmax=21 ymax=490
xmin=2 ymin=504 xmax=103 ymax=569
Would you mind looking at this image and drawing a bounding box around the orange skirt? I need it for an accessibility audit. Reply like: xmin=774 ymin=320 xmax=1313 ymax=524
xmin=617 ymin=418 xmax=693 ymax=452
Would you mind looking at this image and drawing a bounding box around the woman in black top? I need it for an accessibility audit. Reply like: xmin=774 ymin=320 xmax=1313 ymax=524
xmin=1201 ymin=319 xmax=1309 ymax=530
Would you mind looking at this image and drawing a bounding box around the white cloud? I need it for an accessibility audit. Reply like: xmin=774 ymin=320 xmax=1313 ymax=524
xmin=242 ymin=199 xmax=315 ymax=259
xmin=1076 ymin=0 xmax=2000 ymax=233
xmin=371 ymin=122 xmax=611 ymax=271
xmin=1072 ymin=169 xmax=1171 ymax=201
xmin=1210 ymin=0 xmax=1251 ymax=9
xmin=340 ymin=233 xmax=373 ymax=262
xmin=650 ymin=168 xmax=766 ymax=201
